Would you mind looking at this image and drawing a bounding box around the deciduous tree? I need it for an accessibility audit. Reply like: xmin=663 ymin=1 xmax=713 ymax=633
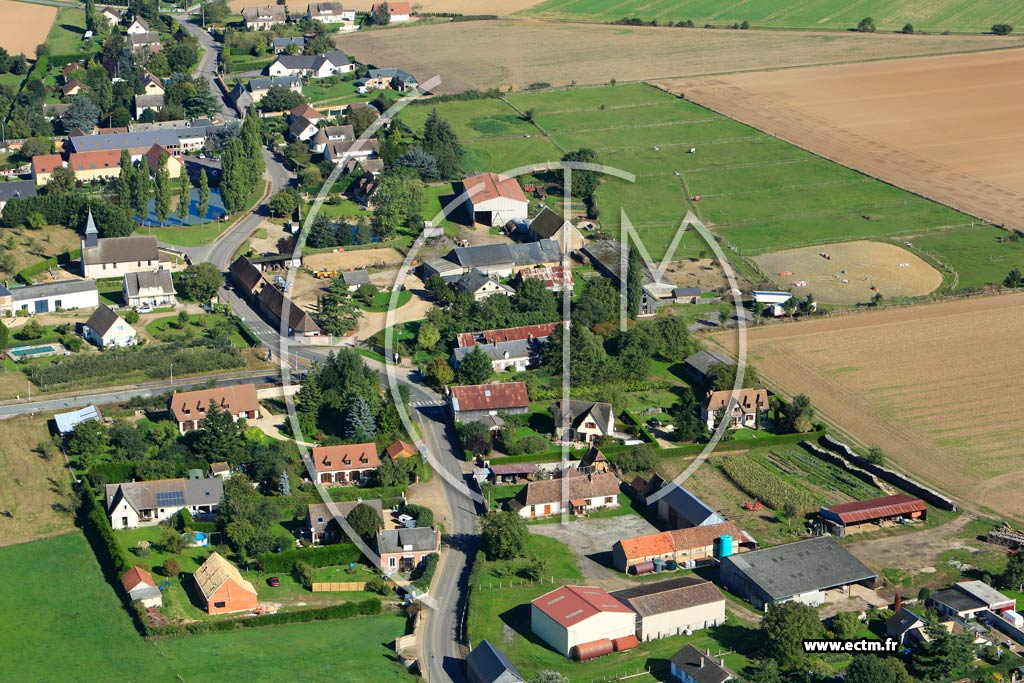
xmin=480 ymin=510 xmax=528 ymax=560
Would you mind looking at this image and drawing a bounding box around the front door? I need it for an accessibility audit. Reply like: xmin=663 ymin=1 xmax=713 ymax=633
xmin=34 ymin=300 xmax=48 ymax=314
xmin=542 ymin=504 xmax=551 ymax=516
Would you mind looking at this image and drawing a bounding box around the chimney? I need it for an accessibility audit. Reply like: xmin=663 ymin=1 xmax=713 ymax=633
xmin=895 ymin=593 xmax=903 ymax=611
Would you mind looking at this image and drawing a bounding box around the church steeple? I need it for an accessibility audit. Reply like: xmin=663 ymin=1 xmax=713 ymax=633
xmin=84 ymin=209 xmax=99 ymax=248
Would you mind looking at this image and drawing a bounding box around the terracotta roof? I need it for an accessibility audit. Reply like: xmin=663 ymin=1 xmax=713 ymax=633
xmin=491 ymin=463 xmax=539 ymax=477
xmin=311 ymin=443 xmax=380 ymax=472
xmin=121 ymin=565 xmax=156 ymax=592
xmin=580 ymin=446 xmax=608 ymax=467
xmin=31 ymin=154 xmax=64 ymax=175
xmin=385 ymin=1 xmax=410 ymax=13
xmin=193 ymin=551 xmax=257 ymax=601
xmin=290 ymin=103 xmax=322 ymax=120
xmin=616 ymin=531 xmax=676 ymax=561
xmin=532 ymin=585 xmax=633 ymax=628
xmin=704 ymin=388 xmax=769 ymax=413
xmin=210 ymin=461 xmax=230 ymax=474
xmin=170 ymin=384 xmax=260 ymax=422
xmin=69 ymin=149 xmax=122 ymax=173
xmin=516 ymin=265 xmax=573 ymax=290
xmin=456 ymin=322 xmax=561 ymax=349
xmin=821 ymin=494 xmax=927 ymax=525
xmin=144 ymin=143 xmax=180 ymax=172
xmin=385 ymin=439 xmax=417 ymax=459
xmin=612 ymin=576 xmax=724 ymax=617
xmin=463 ymin=172 xmax=527 ymax=204
xmin=615 ymin=521 xmax=748 ymax=562
xmin=450 ymin=382 xmax=529 ymax=413
xmin=515 ymin=471 xmax=620 ymax=507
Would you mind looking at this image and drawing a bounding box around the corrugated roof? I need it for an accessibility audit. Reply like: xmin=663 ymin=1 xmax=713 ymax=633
xmin=532 ymin=585 xmax=633 ymax=628
xmin=450 ymin=382 xmax=529 ymax=413
xmin=53 ymin=404 xmax=101 ymax=435
xmin=821 ymin=494 xmax=927 ymax=525
xmin=611 ymin=576 xmax=724 ymax=617
xmin=463 ymin=172 xmax=527 ymax=204
xmin=651 ymin=482 xmax=726 ymax=527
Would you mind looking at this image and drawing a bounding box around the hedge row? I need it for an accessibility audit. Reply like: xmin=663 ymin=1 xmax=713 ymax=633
xmin=328 ymin=484 xmax=406 ymax=503
xmin=411 ymin=552 xmax=438 ymax=592
xmin=79 ymin=485 xmax=131 ymax=578
xmin=138 ymin=597 xmax=382 ymax=637
xmin=621 ymin=411 xmax=657 ymax=444
xmin=18 ymin=249 xmax=80 ymax=285
xmin=257 ymin=543 xmax=362 ymax=573
xmin=176 ymin=508 xmax=218 ymax=533
xmin=651 ymin=427 xmax=828 ymax=458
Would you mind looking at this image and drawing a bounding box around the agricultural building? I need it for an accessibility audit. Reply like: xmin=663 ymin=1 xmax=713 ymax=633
xmin=463 ymin=172 xmax=528 ymax=227
xmin=194 ymin=552 xmax=259 ymax=614
xmin=53 ymin=405 xmax=101 ymax=436
xmin=611 ymin=521 xmax=756 ymax=573
xmin=650 ymin=482 xmax=726 ymax=529
xmin=611 ymin=576 xmax=725 ymax=641
xmin=819 ymin=494 xmax=927 ymax=535
xmin=530 ymin=585 xmax=637 ymax=658
xmin=524 ymin=207 xmax=583 ymax=251
xmin=449 ymin=382 xmax=529 ymax=422
xmin=1 ymin=279 xmax=99 ymax=316
xmin=929 ymin=581 xmax=1015 ymax=620
xmin=681 ymin=350 xmax=734 ymax=387
xmin=719 ymin=536 xmax=877 ymax=610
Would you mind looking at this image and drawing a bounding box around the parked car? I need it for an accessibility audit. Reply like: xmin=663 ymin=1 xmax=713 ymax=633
xmin=135 ymin=305 xmax=153 ymax=314
xmin=268 ymin=576 xmax=280 ymax=587
xmin=647 ymin=418 xmax=661 ymax=428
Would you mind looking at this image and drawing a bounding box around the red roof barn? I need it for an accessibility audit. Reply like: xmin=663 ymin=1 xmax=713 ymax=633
xmin=819 ymin=494 xmax=926 ymax=535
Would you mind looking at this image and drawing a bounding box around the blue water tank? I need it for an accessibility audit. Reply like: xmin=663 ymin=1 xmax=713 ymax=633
xmin=715 ymin=535 xmax=734 ymax=558
xmin=652 ymin=558 xmax=666 ymax=572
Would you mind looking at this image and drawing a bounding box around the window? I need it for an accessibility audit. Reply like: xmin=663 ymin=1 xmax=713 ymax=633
xmin=388 ymin=557 xmax=396 ymax=568
xmin=121 ymin=517 xmax=128 ymax=527
xmin=214 ymin=601 xmax=226 ymax=608
xmin=605 ymin=496 xmax=614 ymax=504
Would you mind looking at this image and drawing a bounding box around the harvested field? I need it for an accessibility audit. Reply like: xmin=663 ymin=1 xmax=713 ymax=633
xmin=336 ymin=21 xmax=1022 ymax=94
xmin=303 ymin=247 xmax=406 ymax=271
xmin=709 ymin=292 xmax=1024 ymax=520
xmin=0 ymin=417 xmax=76 ymax=547
xmin=0 ymin=0 xmax=57 ymax=56
xmin=230 ymin=0 xmax=540 ymax=12
xmin=754 ymin=241 xmax=942 ymax=304
xmin=672 ymin=49 xmax=1024 ymax=234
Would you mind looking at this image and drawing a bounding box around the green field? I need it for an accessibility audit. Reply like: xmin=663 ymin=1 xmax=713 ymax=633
xmin=523 ymin=0 xmax=1024 ymax=33
xmin=46 ymin=7 xmax=88 ymax=56
xmin=138 ymin=220 xmax=231 ymax=247
xmin=398 ymin=84 xmax=1013 ymax=288
xmin=0 ymin=532 xmax=414 ymax=682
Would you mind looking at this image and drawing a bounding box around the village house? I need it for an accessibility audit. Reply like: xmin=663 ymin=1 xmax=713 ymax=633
xmin=323 ymin=138 xmax=379 ymax=166
xmin=611 ymin=521 xmax=756 ymax=573
xmin=309 ymin=124 xmax=354 ymax=153
xmin=456 ymin=322 xmax=560 ymax=349
xmin=0 ymin=279 xmax=98 ymax=316
xmin=511 ymin=470 xmax=621 ymax=519
xmin=454 ymin=269 xmax=515 ymax=301
xmin=265 ymin=50 xmax=353 ymax=79
xmin=670 ymin=645 xmax=737 ymax=683
xmin=371 ymin=1 xmax=410 ymax=22
xmin=356 ymin=67 xmax=418 ymax=93
xmin=230 ymin=76 xmax=302 ymax=109
xmin=134 ymin=93 xmax=164 ymax=119
xmin=531 ymin=585 xmax=637 ymax=659
xmin=128 ymin=31 xmax=162 ymax=53
xmin=210 ymin=462 xmax=232 ymax=479
xmin=272 ymin=36 xmax=305 ymax=53
xmin=105 ymin=477 xmax=224 ymax=529
xmin=242 ymin=4 xmax=287 ymax=30
xmin=451 ymin=333 xmax=545 ymax=373
xmin=464 ymin=172 xmax=529 ymax=227
xmin=139 ymin=71 xmax=164 ymax=95
xmin=256 ymin=282 xmax=322 ymax=336
xmin=68 ymin=150 xmax=122 ymax=182
xmin=305 ymin=499 xmax=384 ymax=544
xmin=0 ymin=180 xmax=36 ymax=212
xmin=121 ymin=566 xmax=162 ymax=608
xmin=377 ymin=526 xmax=440 ymax=573
xmin=702 ymin=388 xmax=769 ymax=431
xmin=311 ymin=442 xmax=380 ymax=485
xmin=62 ymin=78 xmax=88 ymax=98
xmin=100 ymin=7 xmax=121 ymax=26
xmin=81 ymin=214 xmax=164 ymax=279
xmin=449 ymin=382 xmax=529 ymax=422
xmin=307 ymin=1 xmax=356 ymax=25
xmin=143 ymin=144 xmax=183 ymax=179
xmin=31 ymin=154 xmax=65 ymax=186
xmin=612 ymin=577 xmax=726 ymax=641
xmin=553 ymin=400 xmax=614 ymax=444
xmin=193 ymin=552 xmax=259 ymax=614
xmin=289 ymin=115 xmax=320 ymax=142
xmin=169 ymin=384 xmax=261 ymax=434
xmin=524 ymin=207 xmax=583 ymax=251
xmin=83 ymin=304 xmax=137 ymax=349
xmin=123 ymin=269 xmax=176 ymax=309
xmin=126 ymin=16 xmax=150 ymax=34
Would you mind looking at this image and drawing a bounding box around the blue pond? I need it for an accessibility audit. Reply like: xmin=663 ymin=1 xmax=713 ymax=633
xmin=136 ymin=187 xmax=227 ymax=227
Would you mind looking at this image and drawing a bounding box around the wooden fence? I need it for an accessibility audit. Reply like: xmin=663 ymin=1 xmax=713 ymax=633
xmin=311 ymin=581 xmax=366 ymax=592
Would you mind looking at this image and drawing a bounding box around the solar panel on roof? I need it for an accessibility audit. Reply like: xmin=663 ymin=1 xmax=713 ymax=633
xmin=155 ymin=490 xmax=185 ymax=506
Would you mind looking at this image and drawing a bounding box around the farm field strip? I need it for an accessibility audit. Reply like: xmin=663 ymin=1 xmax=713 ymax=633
xmin=0 ymin=0 xmax=58 ymax=56
xmin=708 ymin=292 xmax=1024 ymax=520
xmin=523 ymin=0 xmax=1024 ymax=33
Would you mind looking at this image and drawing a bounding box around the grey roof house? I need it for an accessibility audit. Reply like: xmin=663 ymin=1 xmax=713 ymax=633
xmin=0 ymin=180 xmax=37 ymax=210
xmin=681 ymin=350 xmax=734 ymax=387
xmin=650 ymin=481 xmax=726 ymax=529
xmin=466 ymin=640 xmax=526 ymax=683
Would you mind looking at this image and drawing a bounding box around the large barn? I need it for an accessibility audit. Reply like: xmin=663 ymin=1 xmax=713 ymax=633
xmin=463 ymin=172 xmax=528 ymax=227
xmin=531 ymin=585 xmax=637 ymax=659
xmin=611 ymin=576 xmax=726 ymax=642
xmin=818 ymin=494 xmax=927 ymax=536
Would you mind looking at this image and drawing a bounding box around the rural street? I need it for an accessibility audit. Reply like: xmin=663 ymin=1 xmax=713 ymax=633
xmin=181 ymin=18 xmax=236 ymax=121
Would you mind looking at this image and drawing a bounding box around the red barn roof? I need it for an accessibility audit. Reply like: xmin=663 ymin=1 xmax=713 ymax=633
xmin=456 ymin=322 xmax=561 ymax=348
xmin=532 ymin=585 xmax=633 ymax=628
xmin=450 ymin=382 xmax=529 ymax=413
xmin=463 ymin=172 xmax=527 ymax=204
xmin=821 ymin=494 xmax=926 ymax=525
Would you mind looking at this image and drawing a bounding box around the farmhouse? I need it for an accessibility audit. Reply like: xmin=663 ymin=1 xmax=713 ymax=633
xmin=305 ymin=499 xmax=384 ymax=544
xmin=670 ymin=645 xmax=737 ymax=683
xmin=552 ymin=400 xmax=614 ymax=444
xmin=463 ymin=172 xmax=528 ymax=227
xmin=454 ymin=269 xmax=515 ymax=301
xmin=611 ymin=577 xmax=726 ymax=642
xmin=581 ymin=240 xmax=654 ymax=289
xmin=451 ymin=334 xmax=544 ymax=373
xmin=272 ymin=36 xmax=305 ymax=53
xmin=702 ymin=388 xmax=769 ymax=431
xmin=425 ymin=240 xmax=563 ymax=279
xmin=356 ymin=67 xmax=418 ymax=93
xmin=514 ymin=264 xmax=574 ymax=294
xmin=194 ymin=552 xmax=259 ymax=614
xmin=449 ymin=382 xmax=529 ymax=422
xmin=53 ymin=404 xmax=101 ymax=437
xmin=68 ymin=150 xmax=122 ymax=182
xmin=2 ymin=278 xmax=99 ymax=316
xmin=83 ymin=304 xmax=137 ymax=349
xmin=377 ymin=527 xmax=440 ymax=573
xmin=123 ymin=269 xmax=176 ymax=309
xmin=524 ymin=207 xmax=583 ymax=251
xmin=265 ymin=51 xmax=353 ymax=79
xmin=752 ymin=290 xmax=793 ymax=317
xmin=242 ymin=5 xmax=287 ymax=30
xmin=819 ymin=494 xmax=927 ymax=536
xmin=466 ymin=640 xmax=526 ymax=683
xmin=456 ymin=322 xmax=560 ymax=349
xmin=31 ymin=154 xmax=65 ymax=185
xmin=611 ymin=521 xmax=755 ymax=573
xmin=652 ymin=482 xmax=726 ymax=529
xmin=371 ymin=1 xmax=410 ymax=22
xmin=681 ymin=350 xmax=734 ymax=388
xmin=121 ymin=566 xmax=162 ymax=608
xmin=105 ymin=477 xmax=224 ymax=529
xmin=127 ymin=32 xmax=161 ymax=52
xmin=929 ymin=581 xmax=1015 ymax=620
xmin=510 ymin=470 xmax=620 ymax=519
xmin=311 ymin=442 xmax=380 ymax=485
xmin=170 ymin=384 xmax=261 ymax=434
xmin=719 ymin=536 xmax=878 ymax=610
xmin=0 ymin=179 xmax=36 ymax=211
xmin=81 ymin=221 xmax=163 ymax=279
xmin=531 ymin=585 xmax=637 ymax=659
xmin=230 ymin=76 xmax=302 ymax=108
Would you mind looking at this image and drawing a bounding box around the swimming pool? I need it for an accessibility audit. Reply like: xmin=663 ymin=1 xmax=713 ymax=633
xmin=10 ymin=345 xmax=55 ymax=357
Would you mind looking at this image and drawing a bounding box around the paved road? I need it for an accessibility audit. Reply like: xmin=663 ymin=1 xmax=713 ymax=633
xmin=180 ymin=18 xmax=236 ymax=121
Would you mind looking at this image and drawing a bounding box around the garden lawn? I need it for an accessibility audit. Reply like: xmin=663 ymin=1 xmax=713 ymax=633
xmin=46 ymin=7 xmax=87 ymax=57
xmin=303 ymin=78 xmax=364 ymax=106
xmin=357 ymin=289 xmax=413 ymax=312
xmin=468 ymin=533 xmax=758 ymax=681
xmin=146 ymin=313 xmax=250 ymax=348
xmin=137 ymin=220 xmax=230 ymax=246
xmin=0 ymin=532 xmax=414 ymax=682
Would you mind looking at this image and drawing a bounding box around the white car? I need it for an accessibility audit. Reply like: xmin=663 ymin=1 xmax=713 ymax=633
xmin=135 ymin=305 xmax=153 ymax=314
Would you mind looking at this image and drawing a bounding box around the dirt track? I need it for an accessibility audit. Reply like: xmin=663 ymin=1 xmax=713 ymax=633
xmin=337 ymin=21 xmax=1024 ymax=94
xmin=708 ymin=292 xmax=1024 ymax=520
xmin=672 ymin=48 xmax=1024 ymax=232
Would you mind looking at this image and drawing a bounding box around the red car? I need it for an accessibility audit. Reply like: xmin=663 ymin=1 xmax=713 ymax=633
xmin=268 ymin=576 xmax=281 ymax=587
